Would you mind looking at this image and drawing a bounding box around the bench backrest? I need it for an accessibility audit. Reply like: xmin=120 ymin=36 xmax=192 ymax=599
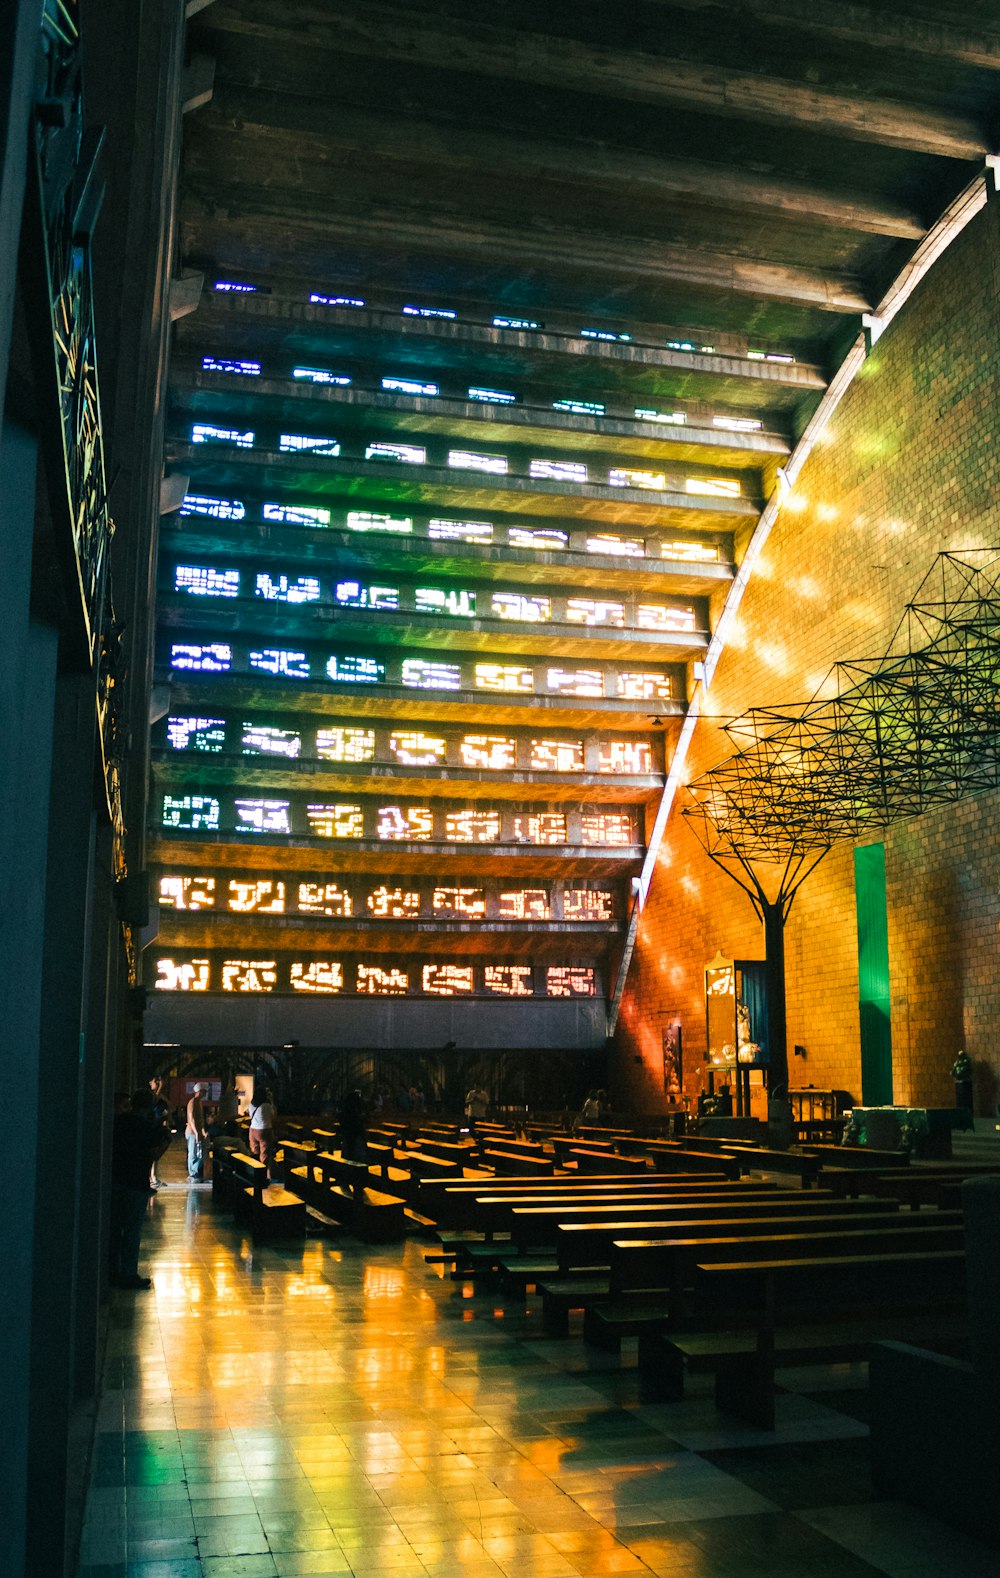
xmin=609 ymin=1215 xmax=964 ymax=1292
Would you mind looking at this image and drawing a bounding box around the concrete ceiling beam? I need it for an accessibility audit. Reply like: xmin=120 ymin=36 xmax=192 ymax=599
xmin=200 ymin=1 xmax=988 ymax=160
xmin=217 ymin=92 xmax=926 ymax=241
xmin=653 ymin=0 xmax=1000 ymax=71
xmin=182 ymin=194 xmax=871 ymax=313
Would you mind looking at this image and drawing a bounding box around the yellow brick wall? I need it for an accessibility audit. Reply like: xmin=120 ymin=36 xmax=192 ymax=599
xmin=614 ymin=198 xmax=1000 ymax=1119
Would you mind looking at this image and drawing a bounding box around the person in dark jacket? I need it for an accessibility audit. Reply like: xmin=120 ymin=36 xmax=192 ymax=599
xmin=109 ymin=1090 xmax=158 ymax=1289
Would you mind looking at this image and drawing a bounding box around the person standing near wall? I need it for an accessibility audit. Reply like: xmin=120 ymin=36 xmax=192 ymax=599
xmin=185 ymin=1083 xmax=209 ymax=1181
xmin=109 ymin=1091 xmax=158 ymax=1289
xmin=148 ymin=1075 xmax=172 ymax=1188
xmin=248 ymin=1084 xmax=277 ymax=1180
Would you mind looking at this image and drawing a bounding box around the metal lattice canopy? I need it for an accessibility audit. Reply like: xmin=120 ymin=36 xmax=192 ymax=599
xmin=683 ymin=550 xmax=1000 ymax=886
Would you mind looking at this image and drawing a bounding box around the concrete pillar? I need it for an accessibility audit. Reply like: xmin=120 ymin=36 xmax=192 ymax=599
xmin=0 ymin=410 xmax=58 ymax=1578
xmin=961 ymin=1176 xmax=1000 ymax=1391
xmin=25 ymin=672 xmax=98 ymax=1578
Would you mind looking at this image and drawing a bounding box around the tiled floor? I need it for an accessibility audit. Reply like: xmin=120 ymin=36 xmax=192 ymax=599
xmin=77 ymin=1157 xmax=997 ymax=1578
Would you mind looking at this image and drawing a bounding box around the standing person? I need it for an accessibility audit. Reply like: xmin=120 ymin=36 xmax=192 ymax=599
xmin=109 ymin=1090 xmax=158 ymax=1289
xmin=578 ymin=1089 xmax=600 ymax=1127
xmin=215 ymin=1078 xmax=240 ymax=1136
xmin=148 ymin=1075 xmax=173 ymax=1189
xmin=464 ymin=1083 xmax=489 ymax=1133
xmin=185 ymin=1083 xmax=209 ymax=1182
xmin=248 ymin=1084 xmax=277 ymax=1180
xmin=339 ymin=1087 xmax=368 ymax=1200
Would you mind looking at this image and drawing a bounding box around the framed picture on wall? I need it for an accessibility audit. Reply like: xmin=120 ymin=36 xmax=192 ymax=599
xmin=663 ymin=1020 xmax=682 ymax=1098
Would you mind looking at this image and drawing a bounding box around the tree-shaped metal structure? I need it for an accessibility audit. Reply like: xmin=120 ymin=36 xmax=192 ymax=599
xmin=682 ymin=550 xmax=1000 ymax=1096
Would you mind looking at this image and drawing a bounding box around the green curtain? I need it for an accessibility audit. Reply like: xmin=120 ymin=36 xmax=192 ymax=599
xmin=854 ymin=842 xmax=893 ymax=1105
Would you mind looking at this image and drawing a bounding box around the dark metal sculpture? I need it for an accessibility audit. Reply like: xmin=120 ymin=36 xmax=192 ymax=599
xmin=682 ymin=549 xmax=1000 ymax=1094
xmin=25 ymin=3 xmax=126 ymax=883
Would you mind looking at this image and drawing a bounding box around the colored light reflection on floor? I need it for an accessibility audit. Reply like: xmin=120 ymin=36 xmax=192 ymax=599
xmin=77 ymin=1152 xmax=999 ymax=1578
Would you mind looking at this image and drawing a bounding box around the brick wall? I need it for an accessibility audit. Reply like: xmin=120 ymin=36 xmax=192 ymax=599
xmin=615 ymin=197 xmax=1000 ymax=1119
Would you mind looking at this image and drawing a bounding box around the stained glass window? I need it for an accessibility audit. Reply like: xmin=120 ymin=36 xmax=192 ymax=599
xmin=433 ymin=888 xmax=486 ymax=918
xmin=227 ymin=879 xmax=286 ymax=913
xmin=546 ymin=966 xmax=597 ymax=997
xmin=599 ymin=741 xmax=652 ymax=774
xmin=512 ymin=814 xmax=567 ymax=845
xmin=565 ymin=598 xmax=624 ymax=628
xmin=428 ymin=517 xmax=493 ymax=543
xmin=474 ymin=663 xmax=532 ymax=692
xmin=530 ymin=740 xmax=584 ymax=772
xmin=166 ymin=717 xmax=226 ymax=752
xmin=563 ymin=889 xmax=615 ymax=921
xmin=414 ymin=587 xmax=476 ymax=617
xmin=445 ymin=809 xmax=501 ymax=842
xmin=335 ymin=580 xmax=399 ymax=610
xmin=484 ymin=965 xmax=533 ymax=996
xmin=367 ymin=886 xmax=420 ymax=918
xmin=580 ymin=812 xmax=634 ymax=846
xmin=159 ymin=876 xmax=216 ymax=910
xmin=498 ymin=888 xmax=550 ymax=919
xmin=346 ymin=510 xmax=412 ymax=534
xmin=249 ymin=648 xmax=310 ymax=678
xmin=377 ymin=805 xmax=433 ymax=840
xmin=170 ymin=643 xmax=232 ymax=672
xmin=306 ymin=803 xmax=364 ymax=838
xmin=155 ymin=957 xmax=210 ymax=991
xmin=530 ymin=458 xmax=587 ymax=482
xmin=357 ymin=963 xmax=408 ymax=994
xmin=255 ymin=572 xmax=321 ymax=603
xmin=508 ymin=526 xmax=567 ymax=551
xmin=279 ymin=433 xmax=341 ymax=455
xmin=326 ymin=655 xmax=385 ymax=684
xmin=234 ymin=799 xmax=292 ymax=835
xmin=546 ymin=667 xmax=603 ymax=697
xmin=242 ymin=723 xmax=302 ymax=758
xmin=422 ymin=965 xmax=473 ymax=996
xmin=491 ymin=593 xmax=550 ymax=622
xmin=221 ymin=959 xmax=277 ymax=992
xmin=401 ymin=659 xmax=462 ymax=690
xmin=262 ymin=502 xmax=332 ymax=527
xmin=162 ymin=794 xmax=220 ymax=831
xmin=448 ymin=449 xmax=507 ymax=475
xmin=460 ymin=735 xmax=516 ymax=770
xmin=315 ymin=726 xmax=375 ymax=763
xmin=365 ymin=441 xmax=426 ymax=464
xmin=389 ymin=731 xmax=447 ymax=766
xmin=617 ymin=671 xmax=672 ymax=700
xmin=179 ymin=494 xmax=245 ymax=520
xmin=290 ymin=961 xmax=344 ymax=993
xmin=297 ymin=882 xmax=353 ymax=917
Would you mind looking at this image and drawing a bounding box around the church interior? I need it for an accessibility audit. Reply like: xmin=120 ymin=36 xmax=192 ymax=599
xmin=3 ymin=2 xmax=1000 ymax=1574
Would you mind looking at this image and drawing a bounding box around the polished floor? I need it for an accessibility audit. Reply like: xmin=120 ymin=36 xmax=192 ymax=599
xmin=77 ymin=1155 xmax=997 ymax=1578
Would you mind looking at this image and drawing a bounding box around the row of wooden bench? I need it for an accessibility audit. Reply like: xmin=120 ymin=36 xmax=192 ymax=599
xmin=419 ymin=1170 xmax=970 ymax=1429
xmin=212 ymin=1140 xmax=307 ymax=1243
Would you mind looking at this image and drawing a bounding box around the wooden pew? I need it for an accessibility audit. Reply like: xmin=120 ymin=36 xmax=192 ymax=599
xmin=804 ymin=1142 xmax=910 ymax=1170
xmin=451 ymin=1182 xmax=786 ymax=1249
xmin=564 ymin=1147 xmax=650 ymax=1175
xmin=228 ymin=1151 xmax=307 ymax=1244
xmin=408 ymin=1136 xmax=479 ymax=1165
xmin=483 ymin=1148 xmax=555 ymax=1176
xmin=417 ymin=1172 xmax=745 ymax=1233
xmin=632 ymin=1142 xmax=743 ymax=1178
xmin=584 ymin=1213 xmax=964 ymax=1349
xmin=652 ymin=1247 xmax=967 ymax=1428
xmin=441 ymin=1184 xmax=790 ymax=1278
xmin=832 ymin=1162 xmax=1000 ymax=1208
xmin=531 ymin=1201 xmax=925 ymax=1335
xmin=550 ymin=1193 xmax=904 ymax=1273
xmin=310 ymin=1150 xmax=407 ymax=1241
